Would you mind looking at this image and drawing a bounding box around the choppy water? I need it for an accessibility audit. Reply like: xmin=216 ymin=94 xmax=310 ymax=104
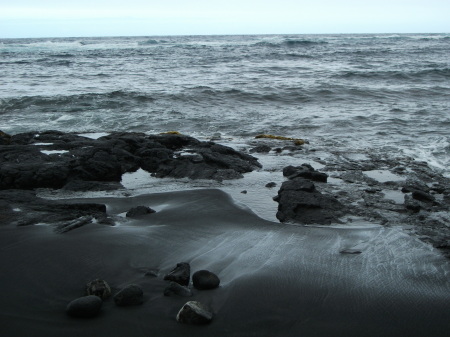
xmin=1 ymin=34 xmax=449 ymax=175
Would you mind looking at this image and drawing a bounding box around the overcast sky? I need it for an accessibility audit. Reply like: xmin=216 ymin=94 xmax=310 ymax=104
xmin=1 ymin=0 xmax=449 ymax=38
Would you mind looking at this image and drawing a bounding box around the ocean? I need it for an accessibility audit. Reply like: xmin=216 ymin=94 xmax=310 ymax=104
xmin=1 ymin=33 xmax=449 ymax=177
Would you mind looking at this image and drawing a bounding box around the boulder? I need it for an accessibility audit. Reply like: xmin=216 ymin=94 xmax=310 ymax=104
xmin=412 ymin=190 xmax=435 ymax=203
xmin=164 ymin=262 xmax=190 ymax=286
xmin=192 ymin=270 xmax=220 ymax=290
xmin=66 ymin=295 xmax=102 ymax=318
xmin=126 ymin=206 xmax=156 ymax=218
xmin=85 ymin=279 xmax=111 ymax=300
xmin=274 ymin=178 xmax=345 ymax=224
xmin=176 ymin=301 xmax=213 ymax=325
xmin=114 ymin=284 xmax=144 ymax=306
xmin=265 ymin=182 xmax=277 ymax=188
xmin=164 ymin=282 xmax=193 ymax=297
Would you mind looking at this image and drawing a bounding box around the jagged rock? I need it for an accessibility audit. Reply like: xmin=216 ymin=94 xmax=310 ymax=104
xmin=283 ymin=164 xmax=328 ymax=182
xmin=249 ymin=145 xmax=271 ymax=153
xmin=412 ymin=190 xmax=435 ymax=203
xmin=164 ymin=282 xmax=193 ymax=297
xmin=192 ymin=270 xmax=220 ymax=290
xmin=114 ymin=284 xmax=144 ymax=306
xmin=164 ymin=262 xmax=190 ymax=286
xmin=126 ymin=206 xmax=156 ymax=218
xmin=0 ymin=189 xmax=111 ymax=229
xmin=0 ymin=131 xmax=261 ymax=190
xmin=66 ymin=295 xmax=102 ymax=318
xmin=274 ymin=178 xmax=345 ymax=224
xmin=176 ymin=301 xmax=213 ymax=325
xmin=85 ymin=279 xmax=111 ymax=300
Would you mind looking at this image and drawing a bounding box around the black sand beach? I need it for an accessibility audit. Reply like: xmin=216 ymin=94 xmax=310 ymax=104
xmin=1 ymin=188 xmax=449 ymax=337
xmin=1 ymin=130 xmax=449 ymax=336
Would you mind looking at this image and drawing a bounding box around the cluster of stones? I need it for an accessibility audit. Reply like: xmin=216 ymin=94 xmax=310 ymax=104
xmin=66 ymin=263 xmax=219 ymax=325
xmin=163 ymin=262 xmax=219 ymax=325
xmin=66 ymin=279 xmax=143 ymax=318
xmin=274 ymin=164 xmax=346 ymax=224
xmin=0 ymin=130 xmax=261 ymax=190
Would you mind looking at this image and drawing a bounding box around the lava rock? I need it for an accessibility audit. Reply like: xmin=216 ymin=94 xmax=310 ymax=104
xmin=125 ymin=205 xmax=156 ymax=218
xmin=249 ymin=145 xmax=271 ymax=153
xmin=164 ymin=262 xmax=190 ymax=286
xmin=274 ymin=178 xmax=345 ymax=224
xmin=85 ymin=279 xmax=111 ymax=300
xmin=176 ymin=301 xmax=213 ymax=325
xmin=192 ymin=270 xmax=220 ymax=290
xmin=66 ymin=295 xmax=102 ymax=318
xmin=164 ymin=282 xmax=193 ymax=297
xmin=412 ymin=190 xmax=435 ymax=203
xmin=0 ymin=131 xmax=261 ymax=190
xmin=114 ymin=284 xmax=144 ymax=306
xmin=282 ymin=164 xmax=328 ymax=182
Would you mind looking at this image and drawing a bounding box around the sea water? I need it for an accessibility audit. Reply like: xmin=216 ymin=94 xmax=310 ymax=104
xmin=1 ymin=34 xmax=449 ymax=176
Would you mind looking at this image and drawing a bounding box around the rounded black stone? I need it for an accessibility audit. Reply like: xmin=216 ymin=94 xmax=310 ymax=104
xmin=66 ymin=295 xmax=102 ymax=318
xmin=192 ymin=270 xmax=220 ymax=290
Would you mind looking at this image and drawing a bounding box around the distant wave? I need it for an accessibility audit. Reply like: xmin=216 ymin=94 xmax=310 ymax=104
xmin=334 ymin=68 xmax=450 ymax=81
xmin=0 ymin=91 xmax=155 ymax=114
xmin=254 ymin=39 xmax=328 ymax=48
xmin=138 ymin=39 xmax=159 ymax=46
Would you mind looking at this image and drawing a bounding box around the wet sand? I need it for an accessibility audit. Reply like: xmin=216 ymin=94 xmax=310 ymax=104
xmin=1 ymin=189 xmax=449 ymax=336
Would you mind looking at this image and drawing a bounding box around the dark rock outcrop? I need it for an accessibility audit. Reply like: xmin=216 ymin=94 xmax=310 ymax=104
xmin=192 ymin=270 xmax=220 ymax=290
xmin=164 ymin=262 xmax=190 ymax=286
xmin=113 ymin=284 xmax=144 ymax=306
xmin=0 ymin=131 xmax=261 ymax=190
xmin=274 ymin=178 xmax=345 ymax=224
xmin=66 ymin=295 xmax=102 ymax=318
xmin=176 ymin=301 xmax=213 ymax=325
xmin=0 ymin=189 xmax=111 ymax=231
xmin=283 ymin=164 xmax=328 ymax=183
xmin=250 ymin=144 xmax=271 ymax=153
xmin=125 ymin=206 xmax=156 ymax=218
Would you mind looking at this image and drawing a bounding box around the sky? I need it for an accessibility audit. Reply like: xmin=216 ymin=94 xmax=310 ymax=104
xmin=0 ymin=0 xmax=449 ymax=38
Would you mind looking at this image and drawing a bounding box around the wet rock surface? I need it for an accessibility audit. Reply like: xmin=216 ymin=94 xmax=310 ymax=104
xmin=0 ymin=131 xmax=261 ymax=190
xmin=192 ymin=270 xmax=220 ymax=290
xmin=164 ymin=282 xmax=193 ymax=297
xmin=125 ymin=205 xmax=156 ymax=218
xmin=163 ymin=262 xmax=191 ymax=286
xmin=176 ymin=301 xmax=213 ymax=325
xmin=269 ymin=144 xmax=450 ymax=258
xmin=0 ymin=189 xmax=110 ymax=231
xmin=274 ymin=177 xmax=346 ymax=225
xmin=66 ymin=295 xmax=102 ymax=318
